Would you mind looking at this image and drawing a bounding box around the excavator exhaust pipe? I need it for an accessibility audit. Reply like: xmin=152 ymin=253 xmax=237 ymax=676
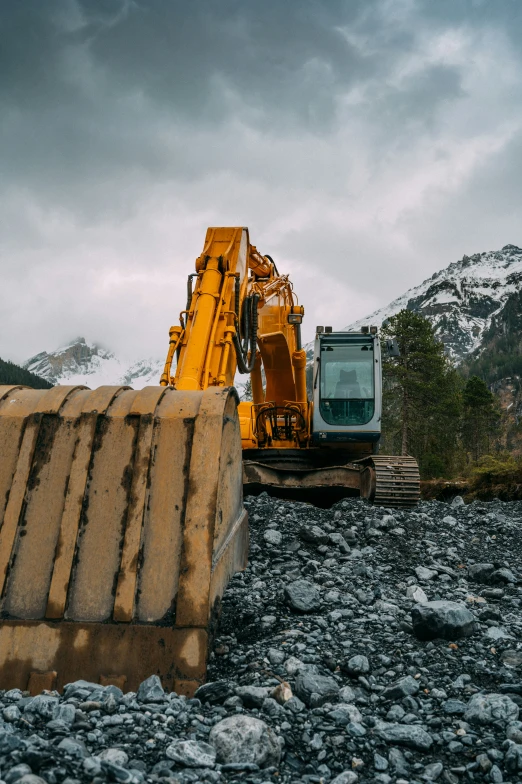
xmin=0 ymin=384 xmax=247 ymax=696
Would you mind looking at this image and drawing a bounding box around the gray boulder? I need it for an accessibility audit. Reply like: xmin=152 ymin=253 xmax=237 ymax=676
xmin=137 ymin=674 xmax=165 ymax=703
xmin=329 ymin=533 xmax=350 ymax=553
xmin=5 ymin=764 xmax=32 ymax=783
xmin=284 ymin=579 xmax=321 ymax=613
xmin=342 ymin=654 xmax=370 ymax=677
xmin=468 ymin=563 xmax=495 ymax=583
xmin=97 ymin=748 xmax=129 ymax=767
xmin=195 ymin=681 xmax=234 ymax=704
xmin=378 ymin=723 xmax=433 ymax=752
xmin=83 ymin=758 xmax=102 ymax=778
xmin=491 ymin=567 xmax=517 ymax=584
xmin=415 ymin=566 xmax=437 ymax=581
xmin=52 ymin=703 xmax=75 ymax=726
xmin=63 ymin=680 xmax=100 ymax=700
xmin=235 ymin=685 xmax=270 ymax=708
xmin=406 ymin=585 xmax=428 ymax=603
xmin=464 ymin=693 xmax=519 ymax=725
xmin=263 ymin=529 xmax=282 ymax=546
xmin=507 ymin=721 xmax=522 ymax=744
xmin=411 ymin=600 xmax=476 ymax=640
xmin=209 ymin=715 xmax=281 ymax=768
xmin=327 ymin=704 xmax=363 ymax=725
xmin=166 ymin=739 xmax=216 ymax=768
xmin=423 ymin=761 xmax=444 ymax=780
xmin=17 ymin=777 xmax=47 ymax=784
xmin=24 ymin=694 xmax=59 ymax=719
xmin=3 ymin=705 xmax=21 ymax=723
xmin=443 ymin=699 xmax=467 ymax=715
xmin=331 ymin=772 xmax=358 ymax=784
xmin=505 ymin=743 xmax=522 ymax=773
xmin=339 ymin=685 xmax=357 ymax=703
xmin=299 ymin=524 xmax=329 ymax=544
xmin=294 ymin=669 xmax=340 ymax=707
xmin=57 ymin=737 xmax=88 ymax=759
xmin=502 ymin=649 xmax=522 ymax=668
xmin=382 ymin=675 xmax=420 ymax=701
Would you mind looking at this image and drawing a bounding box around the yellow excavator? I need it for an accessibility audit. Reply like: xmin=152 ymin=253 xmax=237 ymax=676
xmin=0 ymin=227 xmax=419 ymax=696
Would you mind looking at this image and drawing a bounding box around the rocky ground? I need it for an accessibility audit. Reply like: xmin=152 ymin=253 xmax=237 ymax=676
xmin=0 ymin=495 xmax=522 ymax=784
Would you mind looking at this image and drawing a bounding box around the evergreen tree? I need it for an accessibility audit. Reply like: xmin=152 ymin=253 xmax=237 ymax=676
xmin=461 ymin=375 xmax=500 ymax=461
xmin=380 ymin=310 xmax=462 ymax=478
xmin=241 ymin=378 xmax=253 ymax=401
xmin=0 ymin=357 xmax=52 ymax=389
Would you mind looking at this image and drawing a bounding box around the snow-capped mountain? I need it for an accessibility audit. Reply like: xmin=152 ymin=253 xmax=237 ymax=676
xmin=347 ymin=244 xmax=522 ymax=362
xmin=24 ymin=338 xmax=164 ymax=389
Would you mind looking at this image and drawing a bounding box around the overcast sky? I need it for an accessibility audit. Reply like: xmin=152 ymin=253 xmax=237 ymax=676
xmin=2 ymin=0 xmax=522 ymax=363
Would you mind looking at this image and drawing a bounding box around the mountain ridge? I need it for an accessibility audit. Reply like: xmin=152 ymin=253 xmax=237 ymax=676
xmin=24 ymin=338 xmax=164 ymax=390
xmin=346 ymin=243 xmax=522 ymax=362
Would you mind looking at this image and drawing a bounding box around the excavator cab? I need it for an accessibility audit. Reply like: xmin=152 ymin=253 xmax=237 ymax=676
xmin=312 ymin=328 xmax=382 ymax=453
xmin=243 ymin=321 xmax=419 ymax=508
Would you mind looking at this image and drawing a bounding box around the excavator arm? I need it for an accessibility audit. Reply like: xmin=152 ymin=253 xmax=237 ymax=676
xmin=160 ymin=226 xmax=309 ymax=450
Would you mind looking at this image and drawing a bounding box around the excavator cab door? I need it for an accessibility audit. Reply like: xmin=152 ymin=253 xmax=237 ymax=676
xmin=311 ymin=331 xmax=382 ymax=450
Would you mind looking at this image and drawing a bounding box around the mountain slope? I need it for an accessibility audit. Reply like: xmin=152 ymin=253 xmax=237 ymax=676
xmin=466 ymin=289 xmax=522 ymax=382
xmin=347 ymin=244 xmax=522 ymax=362
xmin=24 ymin=338 xmax=164 ymax=390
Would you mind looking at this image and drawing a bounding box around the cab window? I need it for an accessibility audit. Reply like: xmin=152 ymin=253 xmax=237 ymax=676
xmin=319 ymin=342 xmax=375 ymax=426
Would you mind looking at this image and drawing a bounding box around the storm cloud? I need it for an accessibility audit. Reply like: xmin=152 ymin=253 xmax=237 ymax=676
xmin=1 ymin=0 xmax=522 ymax=362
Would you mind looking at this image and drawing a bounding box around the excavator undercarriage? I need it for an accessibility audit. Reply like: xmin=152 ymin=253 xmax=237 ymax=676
xmin=243 ymin=451 xmax=420 ymax=509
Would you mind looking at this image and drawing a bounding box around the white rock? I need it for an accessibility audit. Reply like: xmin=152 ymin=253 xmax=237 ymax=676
xmin=166 ymin=739 xmax=216 ymax=768
xmin=415 ymin=566 xmax=438 ymax=581
xmin=97 ymin=749 xmax=129 ymax=767
xmin=451 ymin=495 xmax=465 ymax=507
xmin=406 ymin=585 xmax=428 ymax=603
xmin=209 ymin=715 xmax=281 ymax=767
xmin=464 ymin=693 xmax=519 ymax=725
xmin=331 ymin=770 xmax=358 ymax=783
xmin=285 ymin=656 xmax=305 ymax=676
xmin=263 ymin=529 xmax=282 ymax=546
xmin=443 ymin=515 xmax=458 ymax=526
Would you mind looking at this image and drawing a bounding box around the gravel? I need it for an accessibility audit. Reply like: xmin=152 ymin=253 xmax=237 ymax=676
xmin=0 ymin=494 xmax=520 ymax=784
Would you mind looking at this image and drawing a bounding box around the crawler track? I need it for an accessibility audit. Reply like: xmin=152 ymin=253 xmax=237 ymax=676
xmin=361 ymin=454 xmax=420 ymax=508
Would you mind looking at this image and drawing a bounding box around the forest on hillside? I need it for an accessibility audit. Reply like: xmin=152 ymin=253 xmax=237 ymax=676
xmin=0 ymin=357 xmax=53 ymax=389
xmin=380 ymin=310 xmax=521 ymax=490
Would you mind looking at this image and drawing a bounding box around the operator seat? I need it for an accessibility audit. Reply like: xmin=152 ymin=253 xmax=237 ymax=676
xmin=335 ymin=369 xmax=361 ymax=398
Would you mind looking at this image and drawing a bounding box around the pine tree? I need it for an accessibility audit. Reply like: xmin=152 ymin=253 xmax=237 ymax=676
xmin=461 ymin=375 xmax=500 ymax=461
xmin=241 ymin=378 xmax=253 ymax=401
xmin=0 ymin=357 xmax=52 ymax=389
xmin=380 ymin=310 xmax=462 ymax=478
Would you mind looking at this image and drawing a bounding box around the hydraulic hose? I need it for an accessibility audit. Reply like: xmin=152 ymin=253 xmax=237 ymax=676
xmin=233 ymin=293 xmax=260 ymax=373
